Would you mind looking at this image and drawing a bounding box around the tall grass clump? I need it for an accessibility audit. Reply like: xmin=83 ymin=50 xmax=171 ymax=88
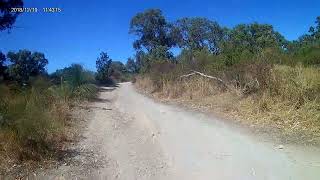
xmin=50 ymin=64 xmax=98 ymax=102
xmin=0 ymin=78 xmax=65 ymax=162
xmin=270 ymin=65 xmax=320 ymax=105
xmin=0 ymin=64 xmax=98 ymax=169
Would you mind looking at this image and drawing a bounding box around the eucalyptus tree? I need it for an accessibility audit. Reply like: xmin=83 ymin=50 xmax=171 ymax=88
xmin=0 ymin=0 xmax=24 ymax=31
xmin=129 ymin=9 xmax=174 ymax=52
xmin=173 ymin=17 xmax=224 ymax=54
xmin=7 ymin=50 xmax=48 ymax=83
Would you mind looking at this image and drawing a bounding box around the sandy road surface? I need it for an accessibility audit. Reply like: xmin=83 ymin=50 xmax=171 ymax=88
xmin=43 ymin=82 xmax=320 ymax=180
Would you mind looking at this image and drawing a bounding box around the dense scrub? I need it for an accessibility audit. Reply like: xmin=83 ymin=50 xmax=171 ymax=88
xmin=0 ymin=63 xmax=98 ymax=174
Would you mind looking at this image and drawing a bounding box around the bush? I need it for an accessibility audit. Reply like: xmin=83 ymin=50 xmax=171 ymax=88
xmin=0 ymin=70 xmax=98 ymax=162
xmin=269 ymin=65 xmax=320 ymax=106
xmin=50 ymin=64 xmax=98 ymax=101
xmin=0 ymin=80 xmax=65 ymax=160
xmin=301 ymin=46 xmax=320 ymax=65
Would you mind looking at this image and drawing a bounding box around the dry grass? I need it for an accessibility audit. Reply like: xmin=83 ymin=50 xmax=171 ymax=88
xmin=0 ymin=80 xmax=93 ymax=175
xmin=135 ymin=65 xmax=320 ymax=145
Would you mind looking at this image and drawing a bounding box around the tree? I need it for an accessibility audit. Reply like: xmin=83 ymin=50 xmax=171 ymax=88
xmin=299 ymin=16 xmax=320 ymax=45
xmin=96 ymin=51 xmax=112 ymax=82
xmin=134 ymin=50 xmax=145 ymax=73
xmin=309 ymin=16 xmax=320 ymax=40
xmin=288 ymin=16 xmax=320 ymax=65
xmin=126 ymin=57 xmax=137 ymax=73
xmin=228 ymin=23 xmax=286 ymax=53
xmin=7 ymin=50 xmax=48 ymax=83
xmin=109 ymin=61 xmax=127 ymax=81
xmin=147 ymin=45 xmax=174 ymax=62
xmin=220 ymin=23 xmax=287 ymax=65
xmin=0 ymin=0 xmax=24 ymax=31
xmin=129 ymin=9 xmax=174 ymax=52
xmin=174 ymin=17 xmax=224 ymax=53
xmin=0 ymin=51 xmax=7 ymax=80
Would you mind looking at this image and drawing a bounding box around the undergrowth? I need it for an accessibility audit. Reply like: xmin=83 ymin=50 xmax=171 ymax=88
xmin=0 ymin=64 xmax=98 ymax=174
xmin=135 ymin=65 xmax=320 ymax=144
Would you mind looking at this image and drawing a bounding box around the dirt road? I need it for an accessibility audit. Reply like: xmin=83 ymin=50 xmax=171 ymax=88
xmin=43 ymin=82 xmax=320 ymax=180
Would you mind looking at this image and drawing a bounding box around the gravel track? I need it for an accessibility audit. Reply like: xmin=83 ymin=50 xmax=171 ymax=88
xmin=41 ymin=82 xmax=320 ymax=180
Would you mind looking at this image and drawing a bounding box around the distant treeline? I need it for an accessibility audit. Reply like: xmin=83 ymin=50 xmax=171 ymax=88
xmin=127 ymin=9 xmax=320 ymax=73
xmin=0 ymin=49 xmax=134 ymax=85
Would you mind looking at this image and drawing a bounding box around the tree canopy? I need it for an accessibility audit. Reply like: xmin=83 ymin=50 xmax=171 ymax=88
xmin=0 ymin=0 xmax=24 ymax=31
xmin=96 ymin=51 xmax=112 ymax=83
xmin=173 ymin=17 xmax=224 ymax=53
xmin=226 ymin=23 xmax=286 ymax=53
xmin=0 ymin=51 xmax=6 ymax=79
xmin=126 ymin=57 xmax=137 ymax=73
xmin=6 ymin=50 xmax=48 ymax=83
xmin=129 ymin=9 xmax=175 ymax=52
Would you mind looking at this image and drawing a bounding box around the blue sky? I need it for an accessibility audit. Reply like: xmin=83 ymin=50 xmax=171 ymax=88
xmin=0 ymin=0 xmax=319 ymax=72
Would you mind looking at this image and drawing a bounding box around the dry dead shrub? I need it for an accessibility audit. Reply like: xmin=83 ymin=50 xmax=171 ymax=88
xmin=134 ymin=76 xmax=157 ymax=93
xmin=223 ymin=61 xmax=273 ymax=95
xmin=149 ymin=61 xmax=177 ymax=89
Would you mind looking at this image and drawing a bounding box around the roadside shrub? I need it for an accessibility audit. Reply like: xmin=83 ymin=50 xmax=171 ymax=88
xmin=301 ymin=46 xmax=320 ymax=65
xmin=50 ymin=64 xmax=98 ymax=101
xmin=0 ymin=79 xmax=65 ymax=161
xmin=149 ymin=61 xmax=177 ymax=90
xmin=73 ymin=83 xmax=98 ymax=100
xmin=269 ymin=65 xmax=320 ymax=107
xmin=0 ymin=68 xmax=99 ymax=163
xmin=224 ymin=61 xmax=273 ymax=94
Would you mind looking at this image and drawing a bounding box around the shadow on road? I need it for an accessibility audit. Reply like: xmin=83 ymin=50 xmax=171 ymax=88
xmin=90 ymin=97 xmax=111 ymax=103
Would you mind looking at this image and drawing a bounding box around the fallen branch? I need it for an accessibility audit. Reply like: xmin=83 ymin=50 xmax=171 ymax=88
xmin=179 ymin=72 xmax=196 ymax=78
xmin=180 ymin=70 xmax=229 ymax=90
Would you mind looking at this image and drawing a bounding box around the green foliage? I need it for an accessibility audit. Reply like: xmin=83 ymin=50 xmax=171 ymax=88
xmin=133 ymin=46 xmax=174 ymax=74
xmin=6 ymin=50 xmax=48 ymax=84
xmin=72 ymin=83 xmax=98 ymax=100
xmin=95 ymin=51 xmax=133 ymax=84
xmin=126 ymin=57 xmax=137 ymax=73
xmin=173 ymin=17 xmax=224 ymax=53
xmin=0 ymin=51 xmax=6 ymax=80
xmin=220 ymin=23 xmax=287 ymax=66
xmin=129 ymin=9 xmax=175 ymax=51
xmin=0 ymin=50 xmax=98 ymax=162
xmin=96 ymin=51 xmax=113 ymax=84
xmin=287 ymin=16 xmax=320 ymax=65
xmin=135 ymin=50 xmax=149 ymax=73
xmin=148 ymin=45 xmax=173 ymax=62
xmin=299 ymin=45 xmax=320 ymax=65
xmin=0 ymin=64 xmax=99 ymax=160
xmin=0 ymin=0 xmax=23 ymax=31
xmin=108 ymin=61 xmax=131 ymax=82
xmin=50 ymin=64 xmax=97 ymax=100
xmin=0 ymin=78 xmax=63 ymax=159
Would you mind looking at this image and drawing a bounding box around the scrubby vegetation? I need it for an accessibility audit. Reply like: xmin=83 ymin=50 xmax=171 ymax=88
xmin=0 ymin=47 xmax=135 ymax=173
xmin=0 ymin=50 xmax=98 ymax=174
xmin=130 ymin=9 xmax=320 ymax=144
xmin=95 ymin=52 xmax=134 ymax=85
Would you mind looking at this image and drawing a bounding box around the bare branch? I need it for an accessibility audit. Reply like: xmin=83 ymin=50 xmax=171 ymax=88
xmin=180 ymin=70 xmax=229 ymax=90
xmin=179 ymin=72 xmax=196 ymax=78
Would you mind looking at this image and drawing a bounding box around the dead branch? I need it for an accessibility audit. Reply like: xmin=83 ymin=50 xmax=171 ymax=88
xmin=180 ymin=70 xmax=229 ymax=90
xmin=179 ymin=72 xmax=196 ymax=78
